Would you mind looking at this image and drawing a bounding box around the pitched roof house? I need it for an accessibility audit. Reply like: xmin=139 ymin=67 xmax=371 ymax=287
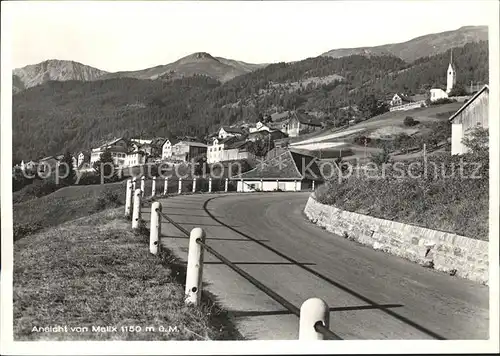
xmin=449 ymin=85 xmax=489 ymax=155
xmin=207 ymin=136 xmax=251 ymax=163
xmin=247 ymin=129 xmax=288 ymax=142
xmin=390 ymin=93 xmax=413 ymax=107
xmin=283 ymin=111 xmax=323 ymax=138
xmin=218 ymin=126 xmax=246 ymax=139
xmin=161 ymin=138 xmax=180 ymax=160
xmin=233 ymin=150 xmax=322 ymax=192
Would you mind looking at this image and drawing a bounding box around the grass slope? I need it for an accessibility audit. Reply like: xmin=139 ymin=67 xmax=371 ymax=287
xmin=315 ymin=151 xmax=489 ymax=240
xmin=13 ymin=181 xmax=127 ymax=240
xmin=14 ymin=208 xmax=242 ymax=340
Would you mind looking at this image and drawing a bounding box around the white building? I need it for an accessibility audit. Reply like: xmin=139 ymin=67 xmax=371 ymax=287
xmin=249 ymin=121 xmax=271 ymax=133
xmin=76 ymin=151 xmax=90 ymax=168
xmin=207 ymin=138 xmax=225 ymax=163
xmin=90 ymin=137 xmax=128 ymax=167
xmin=207 ymin=137 xmax=251 ymax=164
xmin=125 ymin=151 xmax=147 ymax=167
xmin=130 ymin=138 xmax=152 ymax=145
xmin=283 ymin=111 xmax=322 ymax=138
xmin=161 ymin=139 xmax=178 ymax=160
xmin=430 ymin=88 xmax=449 ymax=102
xmin=390 ymin=93 xmax=412 ymax=107
xmin=218 ymin=126 xmax=245 ymax=139
xmin=449 ymin=85 xmax=489 ymax=155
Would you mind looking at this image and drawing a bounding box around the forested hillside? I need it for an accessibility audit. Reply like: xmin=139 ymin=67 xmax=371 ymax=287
xmin=13 ymin=76 xmax=220 ymax=161
xmin=12 ymin=41 xmax=488 ymax=162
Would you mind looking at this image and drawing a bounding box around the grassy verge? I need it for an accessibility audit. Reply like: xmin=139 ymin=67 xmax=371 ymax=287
xmin=316 ymin=150 xmax=489 ymax=240
xmin=13 ymin=208 xmax=243 ymax=340
xmin=13 ymin=181 xmax=126 ymax=241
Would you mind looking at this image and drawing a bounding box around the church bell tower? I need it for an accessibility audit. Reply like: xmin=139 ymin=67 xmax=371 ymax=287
xmin=446 ymin=49 xmax=456 ymax=94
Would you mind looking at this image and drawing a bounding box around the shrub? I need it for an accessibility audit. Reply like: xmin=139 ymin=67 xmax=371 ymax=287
xmin=94 ymin=188 xmax=122 ymax=212
xmin=353 ymin=135 xmax=372 ymax=145
xmin=462 ymin=127 xmax=488 ymax=154
xmin=14 ymin=221 xmax=43 ymax=241
xmin=429 ymin=98 xmax=456 ymax=106
xmin=370 ymin=147 xmax=391 ymax=167
xmin=77 ymin=171 xmax=102 ymax=185
xmin=448 ymin=85 xmax=468 ymax=97
xmin=403 ymin=116 xmax=419 ymax=127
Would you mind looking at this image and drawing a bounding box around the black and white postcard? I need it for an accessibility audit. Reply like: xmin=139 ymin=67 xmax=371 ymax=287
xmin=1 ymin=1 xmax=499 ymax=354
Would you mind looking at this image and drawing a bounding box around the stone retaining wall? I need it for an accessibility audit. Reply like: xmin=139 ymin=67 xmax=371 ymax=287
xmin=304 ymin=195 xmax=489 ymax=285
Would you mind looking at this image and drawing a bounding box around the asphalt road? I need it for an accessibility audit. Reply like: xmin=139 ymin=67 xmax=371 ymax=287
xmin=143 ymin=192 xmax=489 ymax=340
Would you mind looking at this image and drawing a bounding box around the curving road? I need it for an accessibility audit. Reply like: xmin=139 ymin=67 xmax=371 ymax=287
xmin=143 ymin=192 xmax=489 ymax=340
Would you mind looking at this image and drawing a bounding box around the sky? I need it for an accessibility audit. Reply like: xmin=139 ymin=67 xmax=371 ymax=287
xmin=4 ymin=0 xmax=494 ymax=72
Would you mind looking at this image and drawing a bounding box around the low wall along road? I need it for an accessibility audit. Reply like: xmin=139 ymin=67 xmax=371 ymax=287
xmin=304 ymin=195 xmax=489 ymax=285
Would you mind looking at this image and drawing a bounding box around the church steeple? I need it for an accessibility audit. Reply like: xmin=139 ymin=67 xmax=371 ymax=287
xmin=446 ymin=49 xmax=456 ymax=94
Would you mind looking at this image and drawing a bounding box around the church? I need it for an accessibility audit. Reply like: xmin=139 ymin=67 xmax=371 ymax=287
xmin=429 ymin=51 xmax=456 ymax=102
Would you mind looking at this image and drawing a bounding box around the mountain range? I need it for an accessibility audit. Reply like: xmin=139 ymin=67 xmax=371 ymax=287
xmin=321 ymin=25 xmax=488 ymax=61
xmin=12 ymin=25 xmax=487 ymax=93
xmin=12 ymin=52 xmax=267 ymax=93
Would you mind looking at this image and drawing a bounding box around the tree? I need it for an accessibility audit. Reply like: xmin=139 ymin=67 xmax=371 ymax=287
xmin=263 ymin=114 xmax=272 ymax=123
xmin=357 ymin=94 xmax=389 ymax=119
xmin=193 ymin=155 xmax=208 ymax=176
xmin=247 ymin=137 xmax=274 ymax=158
xmin=403 ymin=116 xmax=419 ymax=127
xmin=371 ymin=147 xmax=391 ymax=167
xmin=462 ymin=127 xmax=488 ymax=154
xmin=93 ymin=149 xmax=116 ymax=182
xmin=448 ymin=85 xmax=468 ymax=97
xmin=60 ymin=151 xmax=76 ymax=185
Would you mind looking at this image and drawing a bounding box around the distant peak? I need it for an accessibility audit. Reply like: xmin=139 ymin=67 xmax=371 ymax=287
xmin=185 ymin=52 xmax=217 ymax=61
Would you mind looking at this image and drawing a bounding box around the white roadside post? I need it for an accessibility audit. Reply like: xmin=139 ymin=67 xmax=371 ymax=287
xmin=260 ymin=178 xmax=263 ymax=191
xmin=185 ymin=227 xmax=205 ymax=306
xmin=208 ymin=177 xmax=212 ymax=193
xmin=125 ymin=179 xmax=133 ymax=216
xmin=178 ymin=178 xmax=183 ymax=194
xmin=149 ymin=202 xmax=162 ymax=255
xmin=276 ymin=179 xmax=279 ymax=191
xmin=225 ymin=178 xmax=229 ymax=192
xmin=164 ymin=177 xmax=169 ymax=195
xmin=140 ymin=176 xmax=146 ymax=197
xmin=312 ymin=180 xmax=315 ymax=191
xmin=151 ymin=177 xmax=156 ymax=197
xmin=299 ymin=298 xmax=329 ymax=340
xmin=132 ymin=176 xmax=137 ymax=191
xmin=131 ymin=188 xmax=142 ymax=229
xmin=192 ymin=178 xmax=197 ymax=193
